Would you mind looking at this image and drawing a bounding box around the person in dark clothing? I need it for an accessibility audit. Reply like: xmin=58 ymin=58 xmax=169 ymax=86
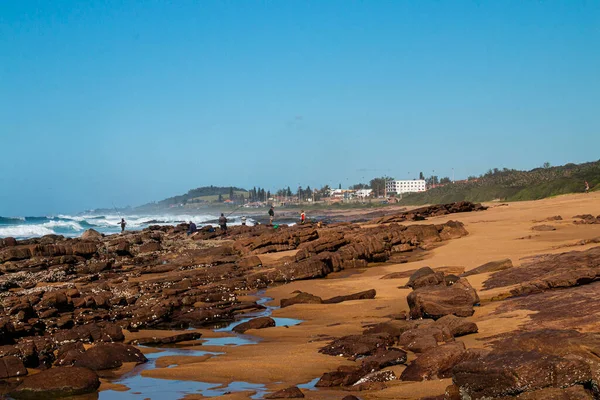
xmin=120 ymin=218 xmax=126 ymax=233
xmin=219 ymin=213 xmax=228 ymax=233
xmin=187 ymin=221 xmax=197 ymax=235
xmin=268 ymin=206 xmax=275 ymax=225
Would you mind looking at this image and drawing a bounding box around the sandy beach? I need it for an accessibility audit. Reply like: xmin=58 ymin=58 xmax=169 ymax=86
xmin=132 ymin=192 xmax=600 ymax=399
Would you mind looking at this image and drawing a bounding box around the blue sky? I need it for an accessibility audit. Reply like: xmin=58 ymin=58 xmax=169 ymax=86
xmin=1 ymin=1 xmax=599 ymax=215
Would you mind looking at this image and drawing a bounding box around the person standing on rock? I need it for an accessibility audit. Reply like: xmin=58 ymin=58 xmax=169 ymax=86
xmin=300 ymin=210 xmax=306 ymax=225
xmin=268 ymin=206 xmax=275 ymax=225
xmin=219 ymin=213 xmax=228 ymax=234
xmin=187 ymin=221 xmax=197 ymax=235
xmin=120 ymin=218 xmax=126 ymax=233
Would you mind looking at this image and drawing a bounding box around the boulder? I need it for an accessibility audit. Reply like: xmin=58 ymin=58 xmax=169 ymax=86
xmin=9 ymin=366 xmax=100 ymax=399
xmin=433 ymin=315 xmax=478 ymax=337
xmin=73 ymin=343 xmax=147 ymax=370
xmin=407 ymin=278 xmax=479 ymax=319
xmin=81 ymin=229 xmax=102 ymax=241
xmin=407 ymin=267 xmax=445 ymax=289
xmin=319 ymin=334 xmax=394 ymax=358
xmin=265 ymin=386 xmax=305 ymax=398
xmin=280 ymin=292 xmax=323 ymax=308
xmin=462 ymin=259 xmax=513 ymax=277
xmin=232 ymin=317 xmax=276 ymax=333
xmin=400 ymin=341 xmax=466 ymax=381
xmin=397 ymin=325 xmax=453 ymax=353
xmin=512 ymin=385 xmax=593 ymax=399
xmin=138 ymin=242 xmax=162 ymax=253
xmin=0 ymin=356 xmax=27 ymax=378
xmin=360 ymin=347 xmax=407 ymax=368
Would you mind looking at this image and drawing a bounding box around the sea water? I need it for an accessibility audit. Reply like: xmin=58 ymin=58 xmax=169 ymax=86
xmin=0 ymin=213 xmax=256 ymax=239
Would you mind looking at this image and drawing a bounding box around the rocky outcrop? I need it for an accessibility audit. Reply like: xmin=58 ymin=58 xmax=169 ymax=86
xmin=407 ymin=267 xmax=445 ymax=289
xmin=280 ymin=292 xmax=323 ymax=308
xmin=371 ymin=202 xmax=487 ymax=224
xmin=483 ymin=247 xmax=600 ymax=297
xmin=319 ymin=334 xmax=394 ymax=358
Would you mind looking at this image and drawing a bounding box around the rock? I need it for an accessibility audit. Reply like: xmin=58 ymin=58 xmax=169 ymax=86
xmin=342 ymin=396 xmax=361 ymax=400
xmin=316 ymin=363 xmax=379 ymax=387
xmin=0 ymin=237 xmax=18 ymax=247
xmin=232 ymin=317 xmax=276 ymax=333
xmin=81 ymin=229 xmax=102 ymax=241
xmin=407 ymin=278 xmax=479 ymax=320
xmin=462 ymin=259 xmax=513 ymax=277
xmin=363 ymin=319 xmax=425 ymax=338
xmin=483 ymin=247 xmax=600 ymax=297
xmin=73 ymin=343 xmax=147 ymax=370
xmin=512 ymin=385 xmax=593 ymax=399
xmin=323 ymin=289 xmax=376 ymax=304
xmin=0 ymin=356 xmax=27 ymax=378
xmin=433 ymin=315 xmax=478 ymax=337
xmin=133 ymin=332 xmax=202 ymax=346
xmin=237 ymin=256 xmax=263 ymax=268
xmin=265 ymin=386 xmax=305 ymax=398
xmin=452 ymin=350 xmax=593 ymax=399
xmin=531 ymin=224 xmax=556 ymax=231
xmin=319 ymin=334 xmax=394 ymax=358
xmin=9 ymin=366 xmax=100 ymax=399
xmin=361 ymin=347 xmax=407 ymax=368
xmin=138 ymin=242 xmax=162 ymax=253
xmin=353 ymin=370 xmax=396 ymax=386
xmin=55 ymin=342 xmax=86 ymax=366
xmin=397 ymin=325 xmax=454 ymax=353
xmin=371 ymin=202 xmax=487 ymax=224
xmin=280 ymin=292 xmax=323 ymax=308
xmin=400 ymin=341 xmax=466 ymax=381
xmin=407 ymin=267 xmax=445 ymax=289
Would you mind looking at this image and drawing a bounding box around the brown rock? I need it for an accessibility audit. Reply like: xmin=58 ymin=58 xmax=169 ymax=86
xmin=265 ymin=386 xmax=305 ymax=398
xmin=280 ymin=292 xmax=323 ymax=308
xmin=81 ymin=229 xmax=103 ymax=241
xmin=73 ymin=343 xmax=147 ymax=370
xmin=407 ymin=267 xmax=445 ymax=289
xmin=400 ymin=341 xmax=466 ymax=381
xmin=433 ymin=315 xmax=478 ymax=337
xmin=462 ymin=259 xmax=513 ymax=277
xmin=232 ymin=317 xmax=276 ymax=333
xmin=323 ymin=289 xmax=376 ymax=304
xmin=0 ymin=356 xmax=27 ymax=378
xmin=319 ymin=334 xmax=394 ymax=358
xmin=531 ymin=224 xmax=556 ymax=231
xmin=361 ymin=347 xmax=407 ymax=368
xmin=513 ymin=385 xmax=593 ymax=399
xmin=397 ymin=325 xmax=453 ymax=353
xmin=9 ymin=366 xmax=99 ymax=399
xmin=407 ymin=278 xmax=479 ymax=320
xmin=452 ymin=350 xmax=593 ymax=399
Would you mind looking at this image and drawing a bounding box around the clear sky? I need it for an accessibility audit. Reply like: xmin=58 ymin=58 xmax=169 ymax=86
xmin=1 ymin=1 xmax=599 ymax=215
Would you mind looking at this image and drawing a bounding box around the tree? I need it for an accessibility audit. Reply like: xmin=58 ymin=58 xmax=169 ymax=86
xmin=370 ymin=176 xmax=394 ymax=197
xmin=286 ymin=187 xmax=292 ymax=197
xmin=351 ymin=183 xmax=368 ymax=190
xmin=229 ymin=187 xmax=234 ymax=200
xmin=419 ymin=171 xmax=424 ymax=180
xmin=266 ymin=190 xmax=271 ymax=200
xmin=218 ymin=194 xmax=223 ymax=202
xmin=543 ymin=162 xmax=551 ymax=169
xmin=440 ymin=177 xmax=451 ymax=184
xmin=338 ymin=183 xmax=341 ymax=189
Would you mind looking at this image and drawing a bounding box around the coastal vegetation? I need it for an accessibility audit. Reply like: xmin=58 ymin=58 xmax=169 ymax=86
xmin=399 ymin=160 xmax=600 ymax=205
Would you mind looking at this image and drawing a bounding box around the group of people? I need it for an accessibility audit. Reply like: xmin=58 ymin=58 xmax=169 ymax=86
xmin=118 ymin=206 xmax=310 ymax=236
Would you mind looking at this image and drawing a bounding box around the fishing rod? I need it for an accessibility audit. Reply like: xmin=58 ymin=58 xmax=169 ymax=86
xmin=225 ymin=204 xmax=245 ymax=217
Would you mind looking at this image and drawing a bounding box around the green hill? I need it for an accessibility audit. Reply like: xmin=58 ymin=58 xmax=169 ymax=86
xmin=399 ymin=160 xmax=600 ymax=205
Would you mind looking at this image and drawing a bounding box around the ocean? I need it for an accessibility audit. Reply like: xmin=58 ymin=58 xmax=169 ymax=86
xmin=0 ymin=213 xmax=255 ymax=239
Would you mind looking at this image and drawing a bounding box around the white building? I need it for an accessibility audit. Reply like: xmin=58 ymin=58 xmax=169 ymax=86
xmin=355 ymin=189 xmax=373 ymax=198
xmin=386 ymin=179 xmax=427 ymax=194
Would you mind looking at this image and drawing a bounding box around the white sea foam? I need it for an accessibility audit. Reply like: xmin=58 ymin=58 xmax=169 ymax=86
xmin=0 ymin=225 xmax=55 ymax=238
xmin=42 ymin=220 xmax=83 ymax=230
